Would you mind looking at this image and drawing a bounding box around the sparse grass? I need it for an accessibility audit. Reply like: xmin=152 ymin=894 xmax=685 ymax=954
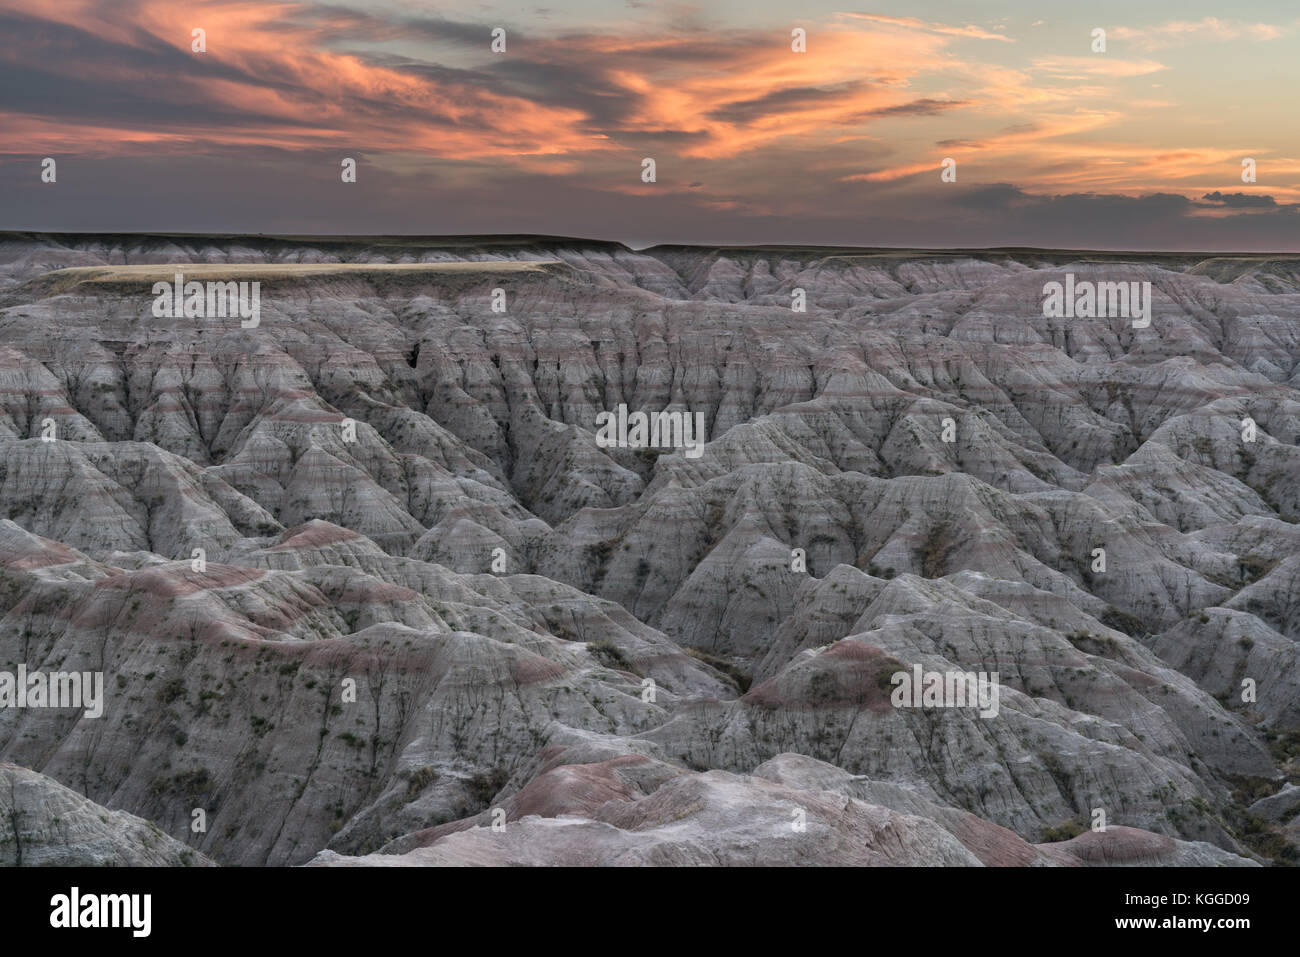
xmin=685 ymin=647 xmax=752 ymax=693
xmin=587 ymin=640 xmax=636 ymax=673
xmin=1064 ymin=629 xmax=1120 ymax=656
xmin=155 ymin=677 xmax=186 ymax=704
xmin=920 ymin=524 xmax=952 ymax=578
xmin=148 ymin=768 xmax=211 ymax=800
xmin=1040 ymin=819 xmax=1087 ymax=843
xmin=403 ymin=766 xmax=439 ymax=801
xmin=1221 ymin=773 xmax=1300 ymax=865
xmin=1238 ymin=554 xmax=1277 ymax=583
xmin=466 ymin=768 xmax=509 ymax=807
xmin=1100 ymin=606 xmax=1145 ymax=638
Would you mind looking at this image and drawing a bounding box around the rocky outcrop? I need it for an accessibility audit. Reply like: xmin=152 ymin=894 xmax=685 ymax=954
xmin=309 ymin=752 xmax=1254 ymax=867
xmin=0 ymin=763 xmax=213 ymax=866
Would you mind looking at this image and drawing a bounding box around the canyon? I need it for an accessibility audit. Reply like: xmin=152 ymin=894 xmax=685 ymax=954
xmin=0 ymin=233 xmax=1296 ymax=867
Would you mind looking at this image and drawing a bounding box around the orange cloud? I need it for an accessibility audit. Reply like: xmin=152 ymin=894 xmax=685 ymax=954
xmin=1 ymin=0 xmax=994 ymax=166
xmin=4 ymin=0 xmax=599 ymax=158
xmin=3 ymin=0 xmax=1295 ymax=211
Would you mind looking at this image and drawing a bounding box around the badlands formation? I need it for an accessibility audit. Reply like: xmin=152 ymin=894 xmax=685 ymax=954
xmin=0 ymin=233 xmax=1296 ymax=867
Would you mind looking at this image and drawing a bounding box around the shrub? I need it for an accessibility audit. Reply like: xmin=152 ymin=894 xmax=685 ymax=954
xmin=1100 ymin=606 xmax=1145 ymax=638
xmin=403 ymin=766 xmax=439 ymax=801
xmin=685 ymin=647 xmax=752 ymax=693
xmin=1238 ymin=554 xmax=1276 ymax=583
xmin=587 ymin=640 xmax=635 ymax=673
xmin=1040 ymin=820 xmax=1086 ymax=843
xmin=156 ymin=677 xmax=186 ymax=703
xmin=920 ymin=524 xmax=951 ymax=578
xmin=466 ymin=768 xmax=509 ymax=806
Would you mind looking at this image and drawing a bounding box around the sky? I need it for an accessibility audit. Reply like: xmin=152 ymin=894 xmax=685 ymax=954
xmin=3 ymin=0 xmax=1300 ymax=249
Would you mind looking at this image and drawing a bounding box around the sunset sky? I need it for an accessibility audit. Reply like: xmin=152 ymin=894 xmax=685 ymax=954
xmin=3 ymin=0 xmax=1300 ymax=249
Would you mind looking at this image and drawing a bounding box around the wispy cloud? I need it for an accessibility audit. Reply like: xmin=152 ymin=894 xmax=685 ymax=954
xmin=837 ymin=13 xmax=1015 ymax=42
xmin=1111 ymin=17 xmax=1288 ymax=51
xmin=1031 ymin=56 xmax=1168 ymax=78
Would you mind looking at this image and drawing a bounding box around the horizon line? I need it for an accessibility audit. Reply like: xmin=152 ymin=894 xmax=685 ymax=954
xmin=5 ymin=230 xmax=1300 ymax=258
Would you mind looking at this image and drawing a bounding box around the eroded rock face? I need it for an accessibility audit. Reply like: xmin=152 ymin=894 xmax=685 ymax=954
xmin=0 ymin=763 xmax=213 ymax=866
xmin=0 ymin=234 xmax=1296 ymax=865
xmin=309 ymin=752 xmax=1254 ymax=867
